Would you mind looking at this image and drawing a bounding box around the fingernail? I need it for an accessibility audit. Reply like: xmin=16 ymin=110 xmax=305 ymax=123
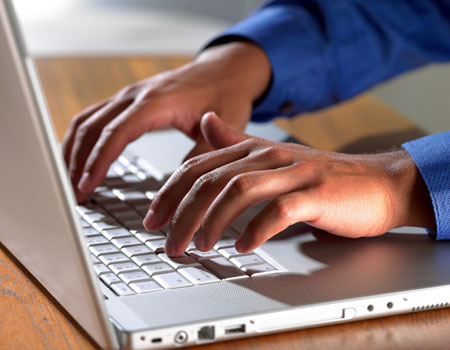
xmin=194 ymin=233 xmax=207 ymax=251
xmin=78 ymin=172 xmax=91 ymax=192
xmin=144 ymin=209 xmax=157 ymax=230
xmin=235 ymin=238 xmax=249 ymax=253
xmin=165 ymin=236 xmax=176 ymax=257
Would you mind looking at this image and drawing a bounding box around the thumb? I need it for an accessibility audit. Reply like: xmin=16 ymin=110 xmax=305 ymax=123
xmin=200 ymin=112 xmax=251 ymax=150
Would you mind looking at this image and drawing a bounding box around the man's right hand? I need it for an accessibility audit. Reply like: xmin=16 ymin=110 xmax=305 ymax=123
xmin=61 ymin=41 xmax=271 ymax=203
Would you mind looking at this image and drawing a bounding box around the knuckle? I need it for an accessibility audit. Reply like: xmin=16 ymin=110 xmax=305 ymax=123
xmin=260 ymin=146 xmax=286 ymax=160
xmin=269 ymin=198 xmax=295 ymax=221
xmin=193 ymin=172 xmax=218 ymax=193
xmin=74 ymin=121 xmax=92 ymax=141
xmin=102 ymin=120 xmax=127 ymax=140
xmin=242 ymin=138 xmax=261 ymax=148
xmin=228 ymin=175 xmax=253 ymax=196
xmin=118 ymin=84 xmax=138 ymax=97
xmin=179 ymin=156 xmax=203 ymax=175
xmin=71 ymin=114 xmax=87 ymax=129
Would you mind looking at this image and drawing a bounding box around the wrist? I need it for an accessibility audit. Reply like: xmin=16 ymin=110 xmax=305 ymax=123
xmin=382 ymin=150 xmax=435 ymax=230
xmin=194 ymin=41 xmax=272 ymax=104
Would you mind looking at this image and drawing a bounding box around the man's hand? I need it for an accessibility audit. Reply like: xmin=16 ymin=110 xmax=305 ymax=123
xmin=144 ymin=112 xmax=436 ymax=257
xmin=62 ymin=42 xmax=271 ymax=203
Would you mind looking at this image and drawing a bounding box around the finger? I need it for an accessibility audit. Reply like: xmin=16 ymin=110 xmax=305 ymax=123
xmin=196 ymin=165 xmax=305 ymax=251
xmin=236 ymin=190 xmax=320 ymax=252
xmin=182 ymin=136 xmax=215 ymax=163
xmin=76 ymin=98 xmax=174 ymax=197
xmin=62 ymin=99 xmax=109 ymax=166
xmin=200 ymin=111 xmax=250 ymax=150
xmin=144 ymin=141 xmax=252 ymax=232
xmin=69 ymin=99 xmax=132 ymax=202
xmin=164 ymin=150 xmax=293 ymax=257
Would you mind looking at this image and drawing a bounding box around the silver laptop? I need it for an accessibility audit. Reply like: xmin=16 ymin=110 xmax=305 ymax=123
xmin=2 ymin=1 xmax=450 ymax=349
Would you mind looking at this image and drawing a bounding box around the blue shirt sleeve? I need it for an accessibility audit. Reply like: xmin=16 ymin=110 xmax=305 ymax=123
xmin=402 ymin=133 xmax=450 ymax=240
xmin=206 ymin=0 xmax=450 ymax=122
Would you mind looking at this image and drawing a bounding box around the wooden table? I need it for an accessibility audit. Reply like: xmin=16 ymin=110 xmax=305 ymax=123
xmin=1 ymin=56 xmax=448 ymax=350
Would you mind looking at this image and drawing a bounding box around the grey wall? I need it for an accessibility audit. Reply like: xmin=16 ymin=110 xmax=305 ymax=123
xmin=372 ymin=64 xmax=450 ymax=133
xmin=95 ymin=0 xmax=264 ymax=22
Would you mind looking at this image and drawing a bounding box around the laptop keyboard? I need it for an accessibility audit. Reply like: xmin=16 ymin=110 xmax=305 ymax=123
xmin=77 ymin=155 xmax=283 ymax=296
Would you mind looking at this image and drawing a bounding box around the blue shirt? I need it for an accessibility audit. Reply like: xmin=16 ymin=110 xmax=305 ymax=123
xmin=208 ymin=0 xmax=450 ymax=239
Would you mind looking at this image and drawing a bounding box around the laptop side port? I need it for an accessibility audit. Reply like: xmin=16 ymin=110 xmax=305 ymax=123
xmin=151 ymin=337 xmax=162 ymax=344
xmin=198 ymin=326 xmax=215 ymax=341
xmin=224 ymin=324 xmax=246 ymax=335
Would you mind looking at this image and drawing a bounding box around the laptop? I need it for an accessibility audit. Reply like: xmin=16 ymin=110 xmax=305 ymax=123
xmin=2 ymin=1 xmax=450 ymax=349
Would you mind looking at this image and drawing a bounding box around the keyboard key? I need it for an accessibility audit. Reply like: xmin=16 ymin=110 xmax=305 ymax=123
xmin=101 ymin=228 xmax=132 ymax=240
xmin=142 ymin=262 xmax=174 ymax=276
xmin=83 ymin=227 xmax=100 ymax=237
xmin=110 ymin=282 xmax=135 ymax=296
xmin=189 ymin=249 xmax=221 ymax=261
xmin=158 ymin=253 xmax=200 ymax=269
xmin=101 ymin=272 xmax=122 ymax=285
xmin=113 ymin=210 xmax=142 ymax=224
xmin=109 ymin=261 xmax=140 ymax=275
xmin=122 ymin=174 xmax=142 ymax=184
xmin=129 ymin=280 xmax=163 ymax=293
xmin=213 ymin=239 xmax=236 ymax=250
xmin=89 ymin=244 xmax=120 ymax=256
xmin=218 ymin=247 xmax=251 ymax=259
xmin=135 ymin=231 xmax=165 ymax=243
xmin=146 ymin=239 xmax=166 ymax=253
xmin=90 ymin=254 xmax=100 ymax=263
xmin=117 ymin=156 xmax=131 ymax=169
xmin=111 ymin=163 xmax=128 ymax=177
xmin=201 ymin=257 xmax=248 ymax=280
xmin=230 ymin=254 xmax=265 ymax=268
xmin=83 ymin=211 xmax=109 ymax=224
xmin=153 ymin=272 xmax=192 ymax=289
xmin=77 ymin=202 xmax=102 ymax=215
xmin=111 ymin=236 xmax=141 ymax=249
xmin=112 ymin=189 xmax=149 ymax=203
xmin=132 ymin=253 xmax=162 ymax=266
xmin=93 ymin=186 xmax=109 ymax=193
xmin=101 ymin=201 xmax=130 ymax=213
xmin=99 ymin=253 xmax=129 ymax=265
xmin=136 ymin=171 xmax=148 ymax=181
xmin=103 ymin=177 xmax=127 ymax=188
xmin=92 ymin=220 xmax=120 ymax=232
xmin=85 ymin=235 xmax=109 ymax=246
xmin=80 ymin=218 xmax=91 ymax=228
xmin=122 ymin=219 xmax=146 ymax=231
xmin=212 ymin=230 xmax=238 ymax=250
xmin=122 ymin=245 xmax=152 ymax=258
xmin=134 ymin=203 xmax=150 ymax=217
xmin=119 ymin=271 xmax=152 ymax=284
xmin=92 ymin=263 xmax=110 ymax=275
xmin=145 ymin=191 xmax=157 ymax=201
xmin=91 ymin=191 xmax=120 ymax=205
xmin=242 ymin=263 xmax=279 ymax=277
xmin=179 ymin=266 xmax=221 ymax=285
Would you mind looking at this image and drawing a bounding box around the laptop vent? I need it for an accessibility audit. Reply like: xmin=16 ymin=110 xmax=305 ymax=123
xmin=411 ymin=302 xmax=449 ymax=312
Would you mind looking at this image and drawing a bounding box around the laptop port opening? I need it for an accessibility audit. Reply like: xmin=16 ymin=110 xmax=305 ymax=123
xmin=198 ymin=326 xmax=215 ymax=341
xmin=151 ymin=337 xmax=162 ymax=344
xmin=224 ymin=324 xmax=246 ymax=335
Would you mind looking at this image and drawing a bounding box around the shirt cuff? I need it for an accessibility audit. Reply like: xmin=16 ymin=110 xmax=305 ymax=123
xmin=402 ymin=131 xmax=450 ymax=240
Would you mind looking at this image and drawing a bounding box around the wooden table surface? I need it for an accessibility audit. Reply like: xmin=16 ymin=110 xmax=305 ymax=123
xmin=1 ymin=56 xmax=448 ymax=350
